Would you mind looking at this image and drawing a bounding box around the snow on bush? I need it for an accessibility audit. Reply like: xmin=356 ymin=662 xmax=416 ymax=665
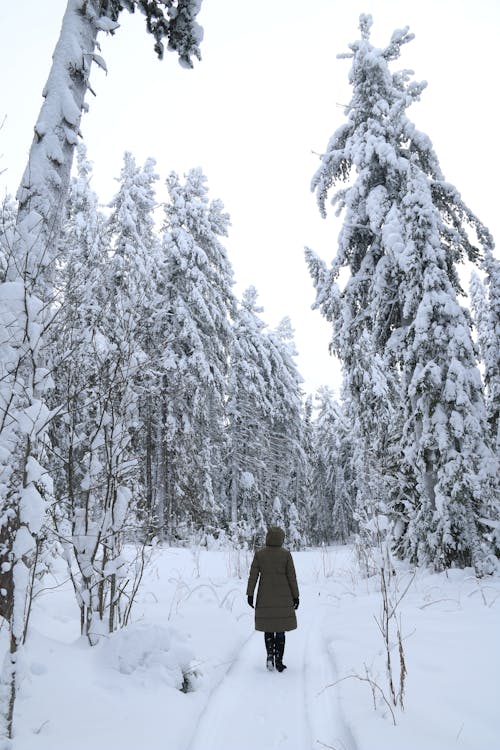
xmin=99 ymin=623 xmax=196 ymax=691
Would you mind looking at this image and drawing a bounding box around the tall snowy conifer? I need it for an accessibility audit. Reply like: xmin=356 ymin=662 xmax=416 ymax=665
xmin=311 ymin=387 xmax=353 ymax=544
xmin=301 ymin=394 xmax=315 ymax=537
xmin=227 ymin=292 xmax=306 ymax=545
xmin=106 ymin=152 xmax=162 ymax=533
xmin=307 ymin=15 xmax=498 ymax=572
xmin=471 ymin=252 xmax=500 ymax=453
xmin=266 ymin=318 xmax=307 ymax=544
xmin=160 ymin=168 xmax=236 ymax=538
xmin=470 ymin=272 xmax=490 ymax=369
xmin=107 ymin=152 xmax=160 ymax=306
xmin=227 ymin=287 xmax=275 ymax=538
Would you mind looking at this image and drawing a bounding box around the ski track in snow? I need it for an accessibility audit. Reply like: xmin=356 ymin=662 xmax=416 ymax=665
xmin=187 ymin=588 xmax=357 ymax=750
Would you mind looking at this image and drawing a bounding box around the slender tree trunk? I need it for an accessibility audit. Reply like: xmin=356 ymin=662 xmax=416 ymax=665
xmin=145 ymin=398 xmax=153 ymax=518
xmin=165 ymin=444 xmax=174 ymax=540
xmin=6 ymin=630 xmax=17 ymax=739
xmin=155 ymin=422 xmax=166 ymax=540
xmin=230 ymin=416 xmax=239 ymax=524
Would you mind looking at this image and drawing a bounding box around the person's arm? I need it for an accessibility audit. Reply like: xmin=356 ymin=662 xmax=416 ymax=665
xmin=246 ymin=553 xmax=260 ymax=606
xmin=286 ymin=552 xmax=299 ymax=601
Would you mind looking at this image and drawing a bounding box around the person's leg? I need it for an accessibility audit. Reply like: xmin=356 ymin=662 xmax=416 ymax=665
xmin=274 ymin=632 xmax=286 ymax=672
xmin=264 ymin=632 xmax=275 ymax=670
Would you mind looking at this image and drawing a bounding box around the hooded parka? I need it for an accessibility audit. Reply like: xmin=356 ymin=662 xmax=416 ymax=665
xmin=246 ymin=526 xmax=299 ymax=632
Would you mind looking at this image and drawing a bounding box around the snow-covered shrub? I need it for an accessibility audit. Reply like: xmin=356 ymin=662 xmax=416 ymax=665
xmin=100 ymin=622 xmax=197 ymax=692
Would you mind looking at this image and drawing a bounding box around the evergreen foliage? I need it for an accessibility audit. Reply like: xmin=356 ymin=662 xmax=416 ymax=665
xmin=307 ymin=15 xmax=499 ymax=572
xmin=471 ymin=253 xmax=500 ymax=452
xmin=310 ymin=387 xmax=353 ymax=544
xmin=227 ymin=290 xmax=307 ymax=545
xmin=160 ymin=168 xmax=236 ymax=537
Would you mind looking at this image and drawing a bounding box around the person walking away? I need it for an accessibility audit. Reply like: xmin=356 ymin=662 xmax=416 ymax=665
xmin=246 ymin=526 xmax=299 ymax=672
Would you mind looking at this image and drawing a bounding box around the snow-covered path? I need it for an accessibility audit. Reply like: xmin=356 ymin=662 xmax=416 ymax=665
xmin=188 ymin=588 xmax=355 ymax=750
xmin=9 ymin=546 xmax=500 ymax=750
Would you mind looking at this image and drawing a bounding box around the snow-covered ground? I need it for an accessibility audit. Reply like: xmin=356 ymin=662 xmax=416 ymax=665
xmin=4 ymin=544 xmax=500 ymax=750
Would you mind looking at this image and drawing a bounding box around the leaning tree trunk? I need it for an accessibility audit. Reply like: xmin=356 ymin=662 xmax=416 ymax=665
xmin=12 ymin=0 xmax=106 ymax=281
xmin=0 ymin=2 xmax=109 ymax=738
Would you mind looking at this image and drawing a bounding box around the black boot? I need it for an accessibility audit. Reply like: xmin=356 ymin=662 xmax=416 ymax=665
xmin=274 ymin=632 xmax=286 ymax=672
xmin=264 ymin=632 xmax=275 ymax=671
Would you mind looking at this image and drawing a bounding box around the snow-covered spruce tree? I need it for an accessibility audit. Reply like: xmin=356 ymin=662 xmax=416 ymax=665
xmin=106 ymin=152 xmax=163 ymax=536
xmin=309 ymin=388 xmax=338 ymax=544
xmin=469 ymin=266 xmax=500 ymax=554
xmin=299 ymin=394 xmax=315 ymax=540
xmin=306 ymin=15 xmax=498 ymax=572
xmin=227 ymin=292 xmax=307 ymax=547
xmin=265 ymin=318 xmax=308 ymax=546
xmin=343 ymin=330 xmax=402 ymax=561
xmin=470 ymin=253 xmax=500 ymax=454
xmin=227 ymin=287 xmax=275 ymax=540
xmin=469 ymin=271 xmax=490 ymax=379
xmin=159 ymin=168 xmax=236 ymax=540
xmin=395 ymin=163 xmax=498 ymax=571
xmin=310 ymin=387 xmax=354 ymax=545
xmin=0 ymin=3 xmax=203 ymax=736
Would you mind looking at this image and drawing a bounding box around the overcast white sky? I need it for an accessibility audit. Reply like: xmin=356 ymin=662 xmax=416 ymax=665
xmin=1 ymin=0 xmax=499 ymax=393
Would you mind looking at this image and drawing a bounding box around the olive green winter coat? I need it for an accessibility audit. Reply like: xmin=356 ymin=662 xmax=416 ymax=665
xmin=246 ymin=527 xmax=299 ymax=632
